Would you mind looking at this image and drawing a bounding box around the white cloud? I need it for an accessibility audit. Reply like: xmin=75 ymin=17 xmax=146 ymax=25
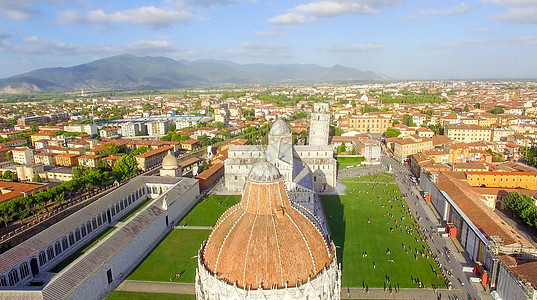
xmin=425 ymin=39 xmax=487 ymax=50
xmin=321 ymin=43 xmax=384 ymax=52
xmin=254 ymin=29 xmax=286 ymax=37
xmin=506 ymin=36 xmax=537 ymax=44
xmin=467 ymin=28 xmax=492 ymax=33
xmin=268 ymin=0 xmax=400 ymax=25
xmin=496 ymin=7 xmax=537 ymax=23
xmin=225 ymin=43 xmax=291 ymax=58
xmin=58 ymin=6 xmax=195 ymax=29
xmin=0 ymin=0 xmax=46 ymax=20
xmin=417 ymin=3 xmax=469 ymax=16
xmin=487 ymin=0 xmax=537 ymax=6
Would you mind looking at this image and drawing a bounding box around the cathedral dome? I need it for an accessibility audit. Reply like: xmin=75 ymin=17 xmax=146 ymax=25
xmin=161 ymin=150 xmax=178 ymax=170
xmin=269 ymin=119 xmax=291 ymax=136
xmin=200 ymin=161 xmax=335 ymax=290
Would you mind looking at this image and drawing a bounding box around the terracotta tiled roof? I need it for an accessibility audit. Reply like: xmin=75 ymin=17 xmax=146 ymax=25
xmin=201 ymin=162 xmax=335 ymax=289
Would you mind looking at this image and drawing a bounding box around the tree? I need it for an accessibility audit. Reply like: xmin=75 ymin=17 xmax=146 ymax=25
xmin=392 ymin=120 xmax=400 ymax=126
xmin=2 ymin=170 xmax=16 ymax=181
xmin=403 ymin=114 xmax=416 ymax=126
xmin=463 ymin=104 xmax=470 ymax=112
xmin=112 ymin=154 xmax=139 ymax=180
xmin=130 ymin=146 xmax=150 ymax=156
xmin=474 ymin=103 xmax=481 ymax=109
xmin=487 ymin=107 xmax=504 ymax=114
xmin=99 ymin=142 xmax=120 ymax=156
xmin=201 ymin=161 xmax=209 ymax=171
xmin=6 ymin=150 xmax=12 ymax=162
xmin=337 ymin=144 xmax=346 ymax=154
xmin=213 ymin=122 xmax=225 ymax=130
xmin=386 ymin=128 xmax=401 ymax=138
xmin=72 ymin=166 xmax=89 ymax=179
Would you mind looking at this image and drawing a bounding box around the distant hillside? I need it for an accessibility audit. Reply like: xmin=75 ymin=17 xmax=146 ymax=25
xmin=0 ymin=55 xmax=391 ymax=93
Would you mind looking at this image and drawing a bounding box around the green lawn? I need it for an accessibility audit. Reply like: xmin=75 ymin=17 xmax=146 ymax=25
xmin=337 ymin=156 xmax=365 ymax=170
xmin=49 ymin=226 xmax=117 ymax=273
xmin=106 ymin=291 xmax=195 ymax=300
xmin=322 ymin=173 xmax=445 ymax=289
xmin=127 ymin=229 xmax=210 ymax=282
xmin=178 ymin=194 xmax=240 ymax=227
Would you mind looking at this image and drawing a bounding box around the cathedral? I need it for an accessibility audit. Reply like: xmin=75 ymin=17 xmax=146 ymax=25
xmin=224 ymin=103 xmax=336 ymax=214
xmin=196 ymin=161 xmax=341 ymax=299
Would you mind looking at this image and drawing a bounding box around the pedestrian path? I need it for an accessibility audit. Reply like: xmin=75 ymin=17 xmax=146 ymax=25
xmin=174 ymin=225 xmax=212 ymax=230
xmin=116 ymin=280 xmax=453 ymax=299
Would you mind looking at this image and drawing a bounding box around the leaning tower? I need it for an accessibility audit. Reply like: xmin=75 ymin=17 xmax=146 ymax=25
xmin=309 ymin=102 xmax=330 ymax=146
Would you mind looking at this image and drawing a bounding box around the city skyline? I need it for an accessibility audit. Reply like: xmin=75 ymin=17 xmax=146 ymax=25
xmin=0 ymin=0 xmax=536 ymax=80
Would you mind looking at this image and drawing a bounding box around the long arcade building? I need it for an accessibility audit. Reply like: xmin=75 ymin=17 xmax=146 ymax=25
xmin=0 ymin=176 xmax=200 ymax=300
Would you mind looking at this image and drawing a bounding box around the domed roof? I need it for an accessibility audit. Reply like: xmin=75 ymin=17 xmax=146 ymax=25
xmin=161 ymin=151 xmax=178 ymax=170
xmin=269 ymin=119 xmax=291 ymax=136
xmin=201 ymin=161 xmax=335 ymax=290
xmin=247 ymin=161 xmax=282 ymax=183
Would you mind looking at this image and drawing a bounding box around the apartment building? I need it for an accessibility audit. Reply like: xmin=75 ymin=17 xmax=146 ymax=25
xmin=466 ymin=171 xmax=537 ymax=190
xmin=64 ymin=124 xmax=98 ymax=136
xmin=146 ymin=121 xmax=169 ymax=136
xmin=391 ymin=135 xmax=434 ymax=162
xmin=343 ymin=115 xmax=391 ymax=134
xmin=55 ymin=153 xmax=80 ymax=167
xmin=11 ymin=147 xmax=34 ymax=164
xmin=34 ymin=153 xmax=56 ymax=166
xmin=77 ymin=155 xmax=104 ymax=168
xmin=445 ymin=124 xmax=492 ymax=143
xmin=134 ymin=146 xmax=174 ymax=171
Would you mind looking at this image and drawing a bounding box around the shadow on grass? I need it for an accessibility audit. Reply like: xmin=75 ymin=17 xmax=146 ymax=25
xmin=321 ymin=196 xmax=345 ymax=276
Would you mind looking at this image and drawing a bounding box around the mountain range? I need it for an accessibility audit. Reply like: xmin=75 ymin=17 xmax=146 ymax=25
xmin=0 ymin=55 xmax=391 ymax=93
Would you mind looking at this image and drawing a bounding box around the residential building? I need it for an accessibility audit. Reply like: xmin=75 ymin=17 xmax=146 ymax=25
xmin=391 ymin=135 xmax=434 ymax=162
xmin=11 ymin=147 xmax=34 ymax=165
xmin=64 ymin=124 xmax=98 ymax=136
xmin=146 ymin=121 xmax=169 ymax=136
xmin=342 ymin=114 xmax=391 ymax=134
xmin=34 ymin=153 xmax=56 ymax=166
xmin=15 ymin=164 xmax=45 ymax=182
xmin=134 ymin=146 xmax=174 ymax=171
xmin=445 ymin=124 xmax=492 ymax=143
xmin=0 ymin=181 xmax=48 ymax=204
xmin=466 ymin=171 xmax=537 ymax=190
xmin=77 ymin=155 xmax=104 ymax=168
xmin=55 ymin=153 xmax=80 ymax=167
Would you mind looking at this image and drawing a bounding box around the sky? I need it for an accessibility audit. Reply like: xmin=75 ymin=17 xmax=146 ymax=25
xmin=0 ymin=0 xmax=536 ymax=80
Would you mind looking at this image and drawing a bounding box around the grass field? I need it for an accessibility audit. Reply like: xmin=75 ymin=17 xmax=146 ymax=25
xmin=178 ymin=194 xmax=240 ymax=227
xmin=322 ymin=173 xmax=445 ymax=289
xmin=106 ymin=291 xmax=195 ymax=300
xmin=337 ymin=156 xmax=365 ymax=170
xmin=127 ymin=229 xmax=210 ymax=282
xmin=49 ymin=226 xmax=117 ymax=273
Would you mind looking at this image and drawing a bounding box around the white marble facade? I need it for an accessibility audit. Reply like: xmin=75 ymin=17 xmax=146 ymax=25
xmin=224 ymin=103 xmax=336 ymax=214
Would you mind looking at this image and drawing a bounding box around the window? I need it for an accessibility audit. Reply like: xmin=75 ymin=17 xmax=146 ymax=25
xmin=87 ymin=221 xmax=93 ymax=234
xmin=0 ymin=275 xmax=7 ymax=286
xmin=92 ymin=218 xmax=97 ymax=229
xmin=62 ymin=237 xmax=68 ymax=250
xmin=75 ymin=229 xmax=81 ymax=242
xmin=81 ymin=226 xmax=87 ymax=238
xmin=107 ymin=268 xmax=113 ymax=284
xmin=97 ymin=215 xmax=102 ymax=227
xmin=47 ymin=246 xmax=55 ymax=261
xmin=68 ymin=233 xmax=75 ymax=246
xmin=19 ymin=262 xmax=30 ymax=279
xmin=8 ymin=269 xmax=19 ymax=286
xmin=55 ymin=241 xmax=62 ymax=255
xmin=38 ymin=251 xmax=47 ymax=266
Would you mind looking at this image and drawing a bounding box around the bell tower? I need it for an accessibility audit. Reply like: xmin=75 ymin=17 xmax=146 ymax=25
xmin=309 ymin=103 xmax=330 ymax=146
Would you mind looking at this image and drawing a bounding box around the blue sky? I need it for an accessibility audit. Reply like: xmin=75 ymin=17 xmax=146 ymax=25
xmin=0 ymin=0 xmax=536 ymax=79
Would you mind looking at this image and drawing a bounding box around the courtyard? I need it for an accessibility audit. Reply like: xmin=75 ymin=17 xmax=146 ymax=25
xmin=322 ymin=173 xmax=446 ymax=289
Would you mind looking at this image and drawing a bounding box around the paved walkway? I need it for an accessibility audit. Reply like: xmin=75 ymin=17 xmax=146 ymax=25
xmin=174 ymin=225 xmax=212 ymax=230
xmin=116 ymin=280 xmax=451 ymax=299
